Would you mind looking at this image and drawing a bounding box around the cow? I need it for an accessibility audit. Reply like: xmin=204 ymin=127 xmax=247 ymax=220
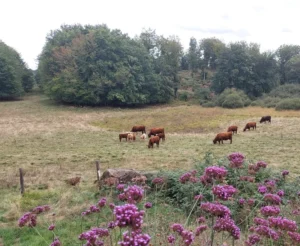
xmin=213 ymin=132 xmax=232 ymax=144
xmin=148 ymin=136 xmax=160 ymax=148
xmin=260 ymin=116 xmax=271 ymax=123
xmin=156 ymin=132 xmax=165 ymax=141
xmin=140 ymin=133 xmax=147 ymax=140
xmin=127 ymin=133 xmax=136 ymax=141
xmin=227 ymin=126 xmax=238 ymax=134
xmin=243 ymin=122 xmax=256 ymax=132
xmin=131 ymin=125 xmax=146 ymax=134
xmin=148 ymin=128 xmax=164 ymax=138
xmin=119 ymin=133 xmax=129 ymax=142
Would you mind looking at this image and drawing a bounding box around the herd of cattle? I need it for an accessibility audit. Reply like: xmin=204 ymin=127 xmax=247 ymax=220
xmin=118 ymin=115 xmax=271 ymax=148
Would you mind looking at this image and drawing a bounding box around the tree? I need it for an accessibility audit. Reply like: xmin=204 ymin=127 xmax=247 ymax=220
xmin=22 ymin=69 xmax=35 ymax=92
xmin=285 ymin=54 xmax=300 ymax=84
xmin=188 ymin=37 xmax=199 ymax=73
xmin=276 ymin=44 xmax=300 ymax=84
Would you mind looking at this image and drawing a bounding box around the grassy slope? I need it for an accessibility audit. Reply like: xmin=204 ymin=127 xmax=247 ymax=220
xmin=1 ymin=93 xmax=300 ymax=244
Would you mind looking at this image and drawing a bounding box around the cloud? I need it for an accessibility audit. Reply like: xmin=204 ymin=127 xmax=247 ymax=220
xmin=281 ymin=27 xmax=292 ymax=33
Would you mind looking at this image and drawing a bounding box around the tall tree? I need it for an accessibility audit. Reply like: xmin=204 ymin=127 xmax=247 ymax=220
xmin=188 ymin=37 xmax=199 ymax=73
xmin=285 ymin=54 xmax=300 ymax=84
xmin=276 ymin=44 xmax=300 ymax=84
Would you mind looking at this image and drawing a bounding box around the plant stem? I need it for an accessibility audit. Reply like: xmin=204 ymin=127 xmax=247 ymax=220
xmin=210 ymin=216 xmax=215 ymax=246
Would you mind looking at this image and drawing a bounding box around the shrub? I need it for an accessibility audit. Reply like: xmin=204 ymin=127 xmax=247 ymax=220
xmin=201 ymin=101 xmax=216 ymax=108
xmin=178 ymin=91 xmax=189 ymax=101
xmin=276 ymin=98 xmax=300 ymax=110
xmin=269 ymin=84 xmax=300 ymax=99
xmin=222 ymin=94 xmax=244 ymax=108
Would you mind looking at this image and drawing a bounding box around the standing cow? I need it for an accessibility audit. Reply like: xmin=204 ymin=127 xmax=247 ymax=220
xmin=131 ymin=125 xmax=146 ymax=134
xmin=227 ymin=126 xmax=238 ymax=135
xmin=260 ymin=116 xmax=271 ymax=123
xmin=148 ymin=136 xmax=160 ymax=148
xmin=148 ymin=128 xmax=164 ymax=138
xmin=243 ymin=122 xmax=256 ymax=131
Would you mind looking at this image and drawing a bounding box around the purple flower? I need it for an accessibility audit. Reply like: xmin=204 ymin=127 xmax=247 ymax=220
xmin=277 ymin=190 xmax=284 ymax=197
xmin=197 ymin=216 xmax=206 ymax=224
xmin=195 ymin=225 xmax=207 ymax=236
xmin=118 ymin=185 xmax=144 ymax=204
xmin=194 ymin=194 xmax=204 ymax=201
xmin=258 ymin=185 xmax=268 ymax=194
xmin=247 ymin=198 xmax=255 ymax=206
xmin=79 ymin=227 xmax=109 ymax=245
xmin=256 ymin=161 xmax=267 ymax=168
xmin=152 ymin=177 xmax=165 ymax=185
xmin=97 ymin=198 xmax=107 ymax=208
xmin=119 ymin=231 xmax=151 ymax=246
xmin=48 ymin=224 xmax=55 ymax=231
xmin=204 ymin=166 xmax=227 ymax=180
xmin=117 ymin=184 xmax=125 ymax=191
xmin=144 ymin=202 xmax=152 ymax=209
xmin=107 ymin=221 xmax=116 ymax=229
xmin=254 ymin=225 xmax=279 ymax=240
xmin=50 ymin=238 xmax=61 ymax=246
xmin=228 ymin=152 xmax=245 ymax=168
xmin=171 ymin=223 xmax=184 ymax=234
xmin=90 ymin=205 xmax=100 ymax=213
xmin=109 ymin=203 xmax=115 ymax=210
xmin=282 ymin=170 xmax=289 ymax=177
xmin=212 ymin=185 xmax=237 ymax=200
xmin=238 ymin=198 xmax=246 ymax=206
xmin=200 ymin=202 xmax=231 ymax=217
xmin=32 ymin=205 xmax=50 ymax=214
xmin=167 ymin=234 xmax=176 ymax=244
xmin=213 ymin=215 xmax=240 ymax=239
xmin=260 ymin=206 xmax=281 ymax=217
xmin=254 ymin=217 xmax=269 ymax=226
xmin=18 ymin=212 xmax=32 ymax=227
xmin=114 ymin=204 xmax=145 ymax=230
xmin=268 ymin=217 xmax=298 ymax=231
xmin=245 ymin=234 xmax=260 ymax=245
xmin=179 ymin=172 xmax=192 ymax=184
xmin=180 ymin=230 xmax=194 ymax=245
xmin=264 ymin=194 xmax=281 ymax=205
xmin=288 ymin=232 xmax=300 ymax=243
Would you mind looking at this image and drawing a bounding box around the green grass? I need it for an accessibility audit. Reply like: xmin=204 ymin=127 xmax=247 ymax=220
xmin=1 ymin=93 xmax=300 ymax=245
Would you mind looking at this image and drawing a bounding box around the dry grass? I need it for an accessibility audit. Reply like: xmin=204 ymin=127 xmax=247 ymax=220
xmin=1 ymin=94 xmax=300 ymax=226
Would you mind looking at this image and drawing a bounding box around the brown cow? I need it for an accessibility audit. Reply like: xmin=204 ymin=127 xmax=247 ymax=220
xmin=127 ymin=133 xmax=136 ymax=141
xmin=131 ymin=125 xmax=146 ymax=134
xmin=119 ymin=133 xmax=129 ymax=142
xmin=213 ymin=132 xmax=232 ymax=144
xmin=260 ymin=116 xmax=271 ymax=123
xmin=227 ymin=125 xmax=238 ymax=134
xmin=156 ymin=132 xmax=165 ymax=141
xmin=148 ymin=136 xmax=160 ymax=148
xmin=243 ymin=122 xmax=256 ymax=132
xmin=148 ymin=128 xmax=164 ymax=138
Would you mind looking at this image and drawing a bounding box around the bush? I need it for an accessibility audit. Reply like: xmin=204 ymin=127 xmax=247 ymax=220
xmin=222 ymin=94 xmax=244 ymax=108
xmin=178 ymin=91 xmax=189 ymax=101
xmin=276 ymin=98 xmax=300 ymax=110
xmin=201 ymin=101 xmax=216 ymax=107
xmin=269 ymin=84 xmax=300 ymax=99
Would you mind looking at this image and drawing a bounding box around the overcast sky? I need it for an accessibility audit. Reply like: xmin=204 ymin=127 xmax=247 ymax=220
xmin=1 ymin=0 xmax=299 ymax=69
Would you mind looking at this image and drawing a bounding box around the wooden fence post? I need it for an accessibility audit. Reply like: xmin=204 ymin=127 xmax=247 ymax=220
xmin=19 ymin=168 xmax=25 ymax=196
xmin=96 ymin=160 xmax=101 ymax=182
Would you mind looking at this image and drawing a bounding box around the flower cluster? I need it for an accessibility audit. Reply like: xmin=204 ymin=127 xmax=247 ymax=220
xmin=78 ymin=228 xmax=109 ymax=246
xmin=119 ymin=231 xmax=151 ymax=246
xmin=254 ymin=225 xmax=280 ymax=240
xmin=179 ymin=170 xmax=198 ymax=184
xmin=239 ymin=176 xmax=255 ymax=182
xmin=254 ymin=217 xmax=268 ymax=226
xmin=260 ymin=206 xmax=281 ymax=217
xmin=277 ymin=190 xmax=284 ymax=197
xmin=50 ymin=238 xmax=61 ymax=246
xmin=117 ymin=184 xmax=125 ymax=191
xmin=200 ymin=202 xmax=231 ymax=217
xmin=144 ymin=202 xmax=152 ymax=209
xmin=264 ymin=193 xmax=281 ymax=205
xmin=238 ymin=198 xmax=246 ymax=206
xmin=245 ymin=234 xmax=260 ymax=246
xmin=171 ymin=224 xmax=194 ymax=245
xmin=212 ymin=185 xmax=238 ymax=200
xmin=152 ymin=177 xmax=165 ymax=185
xmin=228 ymin=152 xmax=245 ymax=168
xmin=118 ymin=185 xmax=144 ymax=204
xmin=114 ymin=204 xmax=145 ymax=230
xmin=18 ymin=205 xmax=50 ymax=227
xmin=258 ymin=185 xmax=268 ymax=194
xmin=268 ymin=217 xmax=298 ymax=231
xmin=213 ymin=215 xmax=240 ymax=239
xmin=282 ymin=170 xmax=289 ymax=177
xmin=204 ymin=166 xmax=228 ymax=180
xmin=288 ymin=231 xmax=300 ymax=243
xmin=32 ymin=205 xmax=50 ymax=214
xmin=195 ymin=225 xmax=208 ymax=236
xmin=98 ymin=198 xmax=107 ymax=208
xmin=167 ymin=234 xmax=176 ymax=244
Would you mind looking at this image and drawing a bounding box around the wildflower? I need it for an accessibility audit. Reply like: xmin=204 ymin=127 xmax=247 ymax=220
xmin=245 ymin=234 xmax=260 ymax=245
xmin=282 ymin=170 xmax=289 ymax=177
xmin=264 ymin=194 xmax=281 ymax=205
xmin=268 ymin=217 xmax=298 ymax=231
xmin=212 ymin=185 xmax=237 ymax=200
xmin=50 ymin=237 xmax=61 ymax=246
xmin=194 ymin=194 xmax=204 ymax=201
xmin=119 ymin=231 xmax=151 ymax=246
xmin=204 ymin=166 xmax=227 ymax=180
xmin=239 ymin=176 xmax=255 ymax=182
xmin=265 ymin=180 xmax=276 ymax=191
xmin=200 ymin=175 xmax=213 ymax=186
xmin=97 ymin=198 xmax=107 ymax=208
xmin=197 ymin=216 xmax=206 ymax=223
xmin=29 ymin=214 xmax=37 ymax=227
xmin=247 ymin=198 xmax=255 ymax=206
xmin=18 ymin=212 xmax=32 ymax=227
xmin=119 ymin=185 xmax=144 ymax=204
xmin=107 ymin=221 xmax=116 ymax=229
xmin=144 ymin=202 xmax=152 ymax=209
xmin=213 ymin=215 xmax=240 ymax=239
xmin=254 ymin=225 xmax=279 ymax=240
xmin=256 ymin=161 xmax=267 ymax=168
xmin=238 ymin=198 xmax=246 ymax=206
xmin=195 ymin=225 xmax=208 ymax=236
xmin=254 ymin=217 xmax=268 ymax=226
xmin=117 ymin=184 xmax=125 ymax=191
xmin=114 ymin=204 xmax=145 ymax=230
xmin=180 ymin=230 xmax=194 ymax=245
xmin=200 ymin=202 xmax=231 ymax=217
xmin=260 ymin=206 xmax=281 ymax=217
xmin=109 ymin=203 xmax=115 ymax=210
xmin=277 ymin=190 xmax=284 ymax=197
xmin=179 ymin=172 xmax=192 ymax=184
xmin=90 ymin=205 xmax=100 ymax=213
xmin=167 ymin=234 xmax=176 ymax=244
xmin=258 ymin=185 xmax=268 ymax=194
xmin=48 ymin=224 xmax=55 ymax=231
xmin=152 ymin=177 xmax=165 ymax=185
xmin=228 ymin=152 xmax=245 ymax=168
xmin=288 ymin=231 xmax=300 ymax=243
xmin=79 ymin=227 xmax=109 ymax=246
xmin=171 ymin=223 xmax=184 ymax=234
xmin=32 ymin=205 xmax=50 ymax=214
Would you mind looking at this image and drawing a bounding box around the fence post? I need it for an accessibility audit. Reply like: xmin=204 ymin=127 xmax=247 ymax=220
xmin=96 ymin=160 xmax=101 ymax=182
xmin=19 ymin=168 xmax=25 ymax=196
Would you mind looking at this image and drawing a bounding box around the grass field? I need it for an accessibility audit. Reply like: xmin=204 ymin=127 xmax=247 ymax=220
xmin=1 ymin=93 xmax=300 ymax=244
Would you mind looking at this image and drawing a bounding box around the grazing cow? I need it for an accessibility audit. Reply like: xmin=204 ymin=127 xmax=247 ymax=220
xmin=140 ymin=133 xmax=147 ymax=140
xmin=243 ymin=122 xmax=256 ymax=132
xmin=119 ymin=133 xmax=129 ymax=142
xmin=131 ymin=125 xmax=146 ymax=134
xmin=227 ymin=126 xmax=238 ymax=134
xmin=148 ymin=136 xmax=160 ymax=148
xmin=213 ymin=132 xmax=232 ymax=144
xmin=156 ymin=132 xmax=166 ymax=141
xmin=260 ymin=116 xmax=271 ymax=123
xmin=127 ymin=133 xmax=136 ymax=141
xmin=148 ymin=128 xmax=164 ymax=138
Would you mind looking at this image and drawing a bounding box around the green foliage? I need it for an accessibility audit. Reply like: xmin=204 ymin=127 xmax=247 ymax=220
xmin=0 ymin=40 xmax=29 ymax=99
xmin=20 ymin=191 xmax=59 ymax=211
xmin=269 ymin=83 xmax=300 ymax=98
xmin=188 ymin=37 xmax=199 ymax=72
xmin=215 ymin=88 xmax=251 ymax=108
xmin=201 ymin=101 xmax=216 ymax=107
xmin=276 ymin=98 xmax=300 ymax=110
xmin=38 ymin=25 xmax=182 ymax=106
xmin=222 ymin=94 xmax=244 ymax=108
xmin=178 ymin=91 xmax=189 ymax=101
xmin=21 ymin=69 xmax=35 ymax=92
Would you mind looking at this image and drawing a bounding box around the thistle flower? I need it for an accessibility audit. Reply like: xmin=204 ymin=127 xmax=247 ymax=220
xmin=212 ymin=185 xmax=237 ymax=200
xmin=228 ymin=152 xmax=245 ymax=168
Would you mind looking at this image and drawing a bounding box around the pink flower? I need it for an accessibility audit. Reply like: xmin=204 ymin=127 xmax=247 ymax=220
xmin=152 ymin=177 xmax=165 ymax=185
xmin=97 ymin=197 xmax=107 ymax=208
xmin=200 ymin=202 xmax=231 ymax=217
xmin=228 ymin=152 xmax=245 ymax=168
xmin=260 ymin=206 xmax=281 ymax=217
xmin=167 ymin=234 xmax=176 ymax=244
xmin=48 ymin=224 xmax=55 ymax=231
xmin=204 ymin=166 xmax=227 ymax=180
xmin=119 ymin=231 xmax=151 ymax=246
xmin=282 ymin=170 xmax=289 ymax=177
xmin=195 ymin=225 xmax=207 ymax=236
xmin=114 ymin=204 xmax=145 ymax=230
xmin=264 ymin=194 xmax=281 ymax=205
xmin=213 ymin=215 xmax=240 ymax=239
xmin=144 ymin=202 xmax=152 ymax=209
xmin=118 ymin=185 xmax=144 ymax=204
xmin=212 ymin=185 xmax=237 ymax=200
xmin=288 ymin=231 xmax=300 ymax=243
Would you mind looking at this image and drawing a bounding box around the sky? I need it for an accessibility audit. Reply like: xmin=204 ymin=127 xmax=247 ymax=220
xmin=1 ymin=0 xmax=299 ymax=70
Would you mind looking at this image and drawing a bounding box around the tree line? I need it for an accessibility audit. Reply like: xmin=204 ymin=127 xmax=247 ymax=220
xmin=1 ymin=24 xmax=300 ymax=106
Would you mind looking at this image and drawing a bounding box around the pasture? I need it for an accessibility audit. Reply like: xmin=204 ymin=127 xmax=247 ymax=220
xmin=1 ymin=94 xmax=300 ymax=244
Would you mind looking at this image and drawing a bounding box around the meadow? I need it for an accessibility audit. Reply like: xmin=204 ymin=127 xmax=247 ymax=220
xmin=1 ymin=93 xmax=300 ymax=245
